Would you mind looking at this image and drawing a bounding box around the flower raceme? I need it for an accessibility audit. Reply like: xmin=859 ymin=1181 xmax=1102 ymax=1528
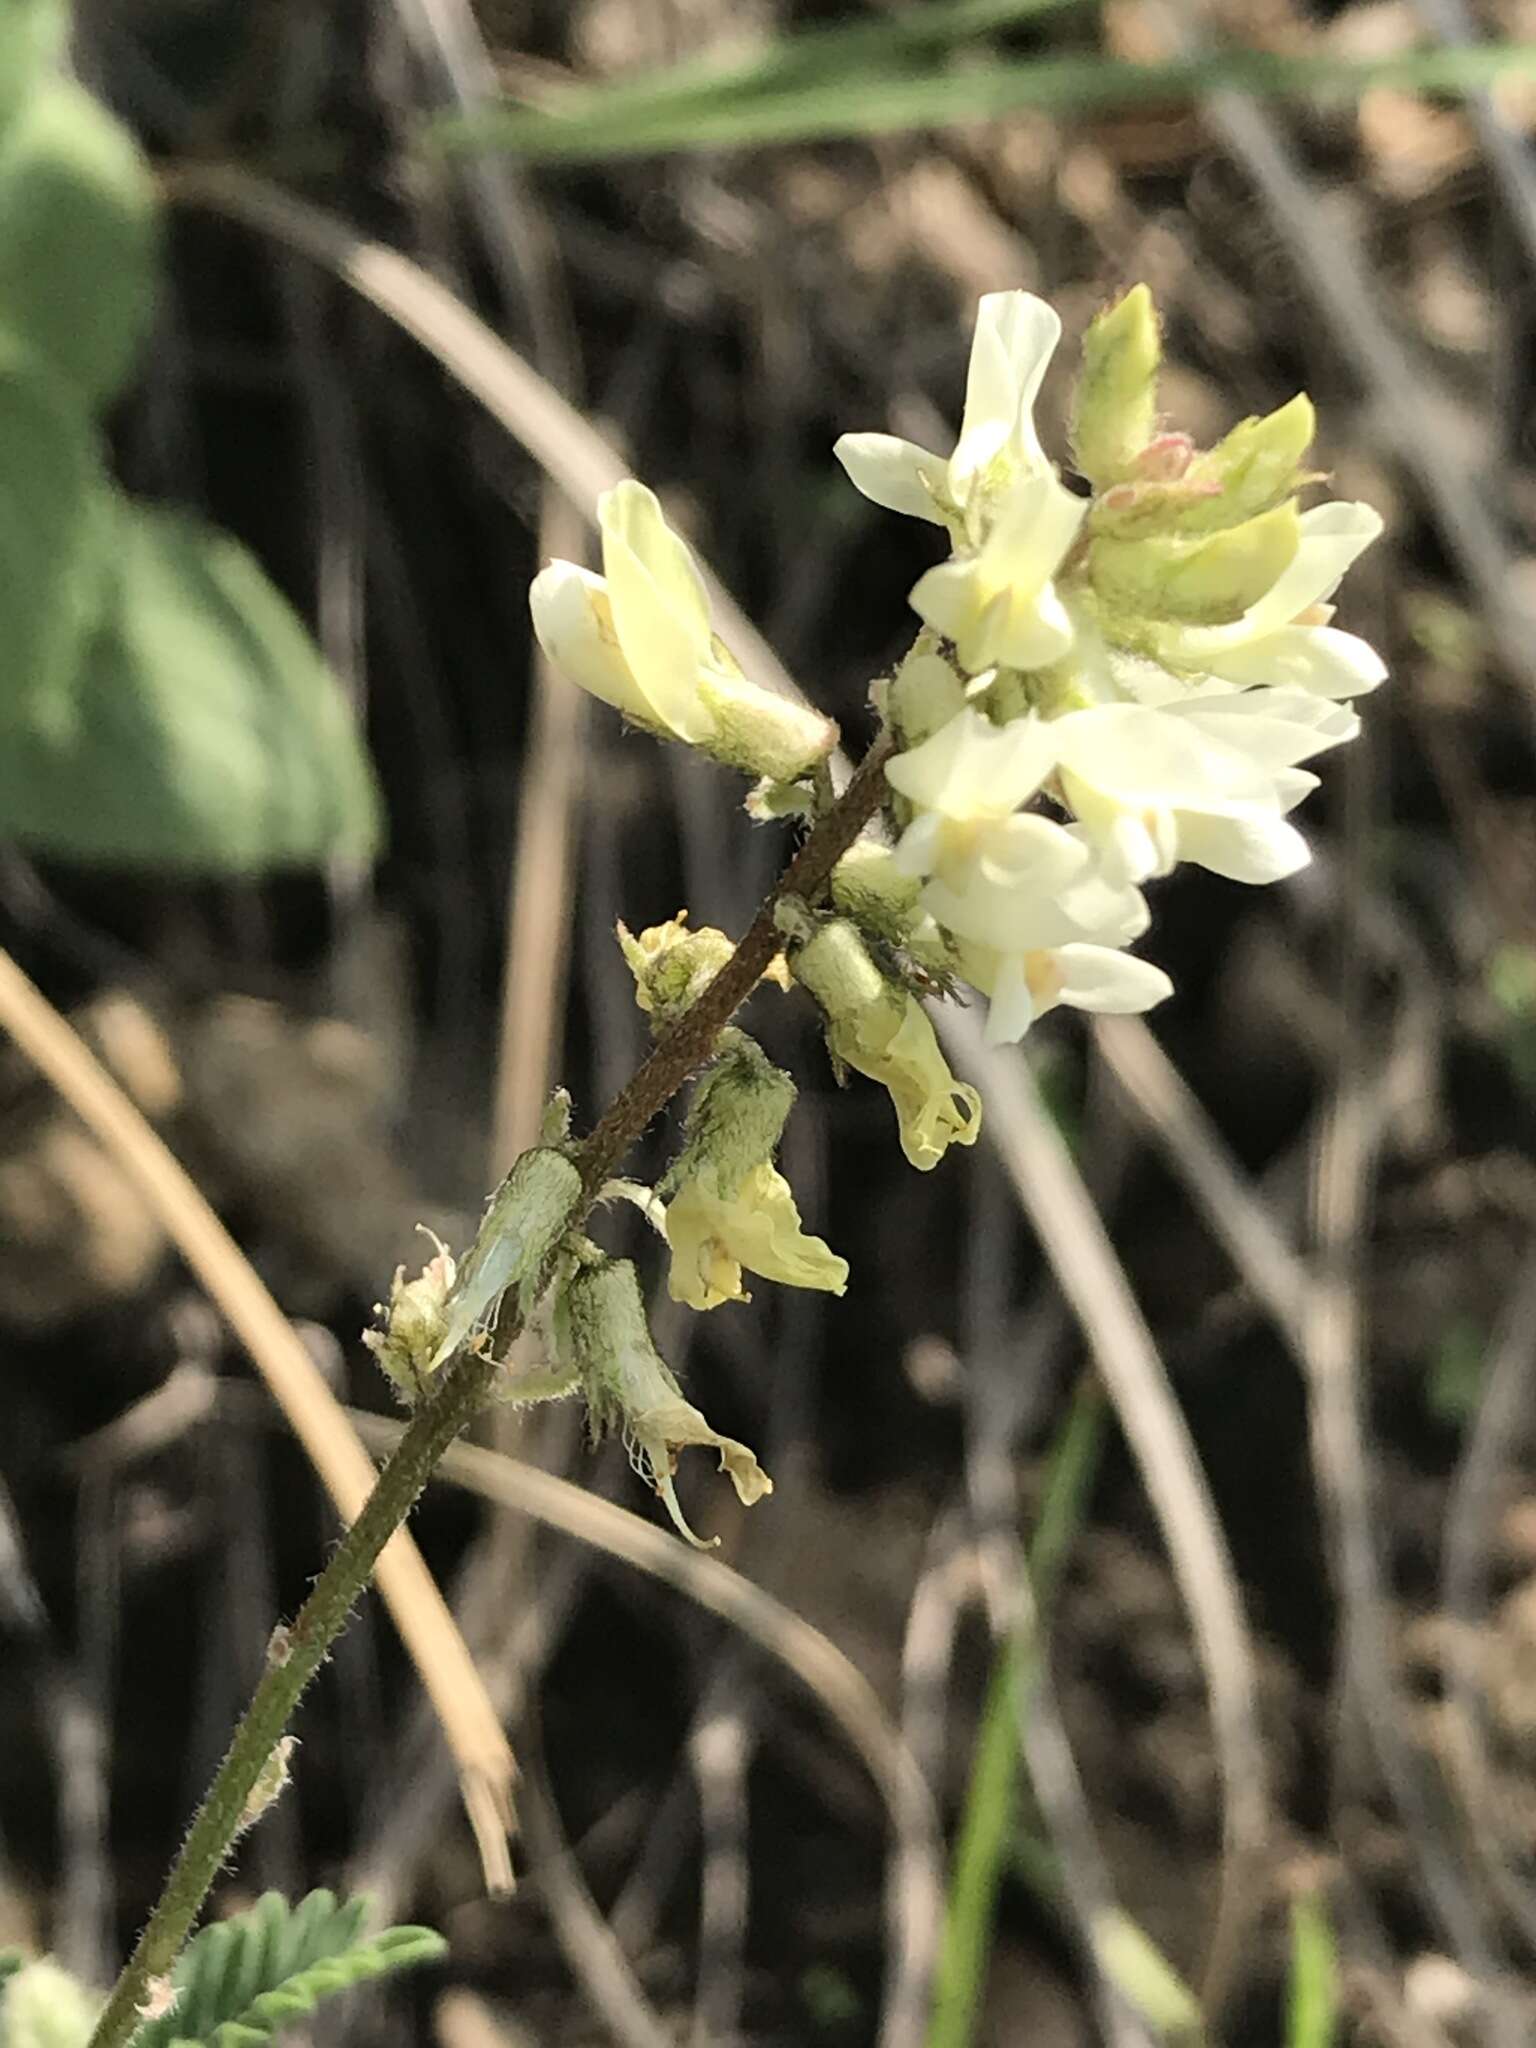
xmin=836 ymin=285 xmax=1387 ymax=1044
xmin=481 ymin=279 xmax=1387 ymax=1540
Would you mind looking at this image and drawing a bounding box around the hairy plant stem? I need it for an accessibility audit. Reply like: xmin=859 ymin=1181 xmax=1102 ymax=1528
xmin=87 ymin=729 xmax=893 ymax=2048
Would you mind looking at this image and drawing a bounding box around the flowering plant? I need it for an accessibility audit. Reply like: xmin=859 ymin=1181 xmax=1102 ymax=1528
xmin=392 ymin=279 xmax=1381 ymax=1539
xmin=83 ymin=285 xmax=1385 ymax=2045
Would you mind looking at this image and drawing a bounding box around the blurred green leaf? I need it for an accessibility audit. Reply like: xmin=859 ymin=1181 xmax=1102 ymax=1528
xmin=1485 ymin=943 xmax=1536 ymax=1101
xmin=0 ymin=345 xmax=112 ymax=733
xmin=1428 ymin=1314 xmax=1485 ymax=1427
xmin=0 ymin=77 xmax=160 ymax=407
xmin=0 ymin=3 xmax=63 ymax=140
xmin=1286 ymin=1890 xmax=1339 ymax=2048
xmin=431 ymin=40 xmax=1536 ymax=165
xmin=0 ymin=501 xmax=383 ymax=872
xmin=133 ymin=1891 xmax=443 ymax=2048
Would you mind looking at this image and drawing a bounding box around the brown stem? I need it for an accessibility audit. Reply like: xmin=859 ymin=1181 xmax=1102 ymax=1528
xmin=577 ymin=729 xmax=894 ymax=1202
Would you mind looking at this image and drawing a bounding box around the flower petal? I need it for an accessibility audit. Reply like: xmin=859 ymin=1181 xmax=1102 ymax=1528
xmin=885 ymin=707 xmax=1058 ymax=821
xmin=1171 ymin=806 xmax=1312 ymax=882
xmin=833 ymin=431 xmax=948 ymax=522
xmin=1200 ymin=623 xmax=1388 ymax=699
xmin=1051 ymin=945 xmax=1174 ymax=1014
xmin=957 ymin=291 xmax=1060 ymax=480
xmin=599 ymin=480 xmax=714 ymax=740
xmin=530 ymin=561 xmax=654 ymax=724
xmin=1165 ymin=501 xmax=1383 ymax=664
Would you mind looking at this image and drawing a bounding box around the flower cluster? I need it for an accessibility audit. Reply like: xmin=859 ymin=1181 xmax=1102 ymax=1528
xmin=836 ymin=285 xmax=1385 ymax=1043
xmin=365 ymin=283 xmax=1384 ymax=1544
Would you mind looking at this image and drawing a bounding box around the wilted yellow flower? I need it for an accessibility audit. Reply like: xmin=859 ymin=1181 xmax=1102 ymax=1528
xmin=662 ymin=1037 xmax=847 ymax=1309
xmin=618 ymin=912 xmax=788 ymax=1026
xmin=666 ymin=1159 xmax=849 ymax=1309
xmin=794 ymin=919 xmax=980 ymax=1170
xmin=362 ymin=1230 xmax=457 ymax=1405
xmin=530 ymin=480 xmax=836 ymax=780
xmin=559 ymin=1255 xmax=772 ymax=1548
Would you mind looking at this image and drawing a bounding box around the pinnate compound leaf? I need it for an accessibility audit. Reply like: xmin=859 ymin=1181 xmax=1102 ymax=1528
xmin=0 ymin=502 xmax=383 ymax=871
xmin=133 ymin=1891 xmax=444 ymax=2048
xmin=0 ymin=77 xmax=160 ymax=407
xmin=0 ymin=346 xmax=113 ymax=733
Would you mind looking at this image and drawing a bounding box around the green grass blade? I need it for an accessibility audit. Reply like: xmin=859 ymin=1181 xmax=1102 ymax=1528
xmin=460 ymin=0 xmax=1089 ymax=138
xmin=430 ymin=42 xmax=1536 ymax=164
xmin=1286 ymin=1890 xmax=1339 ymax=2048
xmin=927 ymin=1382 xmax=1105 ymax=2048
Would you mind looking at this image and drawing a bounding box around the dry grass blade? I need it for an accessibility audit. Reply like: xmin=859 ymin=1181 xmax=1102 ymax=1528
xmin=1441 ymin=1236 xmax=1536 ymax=1954
xmin=518 ymin=1725 xmax=678 ymax=2048
xmin=347 ymin=1409 xmax=946 ymax=2037
xmin=156 ymin=164 xmax=804 ymax=707
xmin=1093 ymin=1014 xmax=1310 ymax=1345
xmin=0 ymin=947 xmax=516 ymax=1891
xmin=936 ymin=1005 xmax=1270 ymax=2016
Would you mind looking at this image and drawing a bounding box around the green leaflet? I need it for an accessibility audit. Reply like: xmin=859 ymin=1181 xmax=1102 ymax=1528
xmin=134 ymin=1891 xmax=444 ymax=2048
xmin=0 ymin=500 xmax=383 ymax=871
xmin=0 ymin=345 xmax=113 ymax=738
xmin=0 ymin=77 xmax=159 ymax=407
xmin=0 ymin=3 xmax=62 ymax=141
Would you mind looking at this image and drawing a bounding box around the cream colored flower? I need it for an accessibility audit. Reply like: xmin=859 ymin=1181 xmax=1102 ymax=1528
xmin=665 ymin=1160 xmax=848 ymax=1310
xmin=530 ymin=480 xmax=836 ymax=779
xmin=835 ymin=292 xmax=1086 ymax=673
xmin=1049 ymin=690 xmax=1357 ymax=886
xmin=793 ymin=919 xmax=980 ymax=1170
xmin=916 ymin=811 xmax=1168 ymax=1044
xmin=884 ymin=706 xmax=1059 ymax=879
xmin=835 ymin=291 xmax=1062 ymax=529
xmin=1155 ymin=502 xmax=1386 ymax=698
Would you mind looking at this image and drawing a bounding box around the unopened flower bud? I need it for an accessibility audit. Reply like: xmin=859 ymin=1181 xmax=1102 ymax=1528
xmin=1090 ymin=500 xmax=1301 ymax=627
xmin=664 ymin=1037 xmax=847 ymax=1309
xmin=557 ymin=1255 xmax=772 ymax=1548
xmin=1174 ymin=393 xmax=1317 ymax=533
xmin=794 ymin=920 xmax=981 ymax=1170
xmin=362 ymin=1231 xmax=457 ymax=1405
xmin=1134 ymin=432 xmax=1194 ymax=482
xmin=531 ymin=481 xmax=837 ymax=782
xmin=1071 ymin=284 xmax=1161 ymax=488
xmin=428 ymin=1147 xmax=582 ymax=1371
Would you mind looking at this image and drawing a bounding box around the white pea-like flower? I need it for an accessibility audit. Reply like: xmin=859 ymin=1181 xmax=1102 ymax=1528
xmin=530 ymin=480 xmax=836 ymax=781
xmin=1155 ymin=502 xmax=1387 ymax=698
xmin=1049 ymin=690 xmax=1359 ymax=886
xmin=835 ymin=292 xmax=1087 ymax=672
xmin=917 ymin=811 xmax=1168 ymax=1044
xmin=884 ymin=706 xmax=1059 ymax=877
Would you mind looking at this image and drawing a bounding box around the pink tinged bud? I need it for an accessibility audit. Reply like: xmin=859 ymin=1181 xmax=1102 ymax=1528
xmin=1135 ymin=432 xmax=1195 ymax=482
